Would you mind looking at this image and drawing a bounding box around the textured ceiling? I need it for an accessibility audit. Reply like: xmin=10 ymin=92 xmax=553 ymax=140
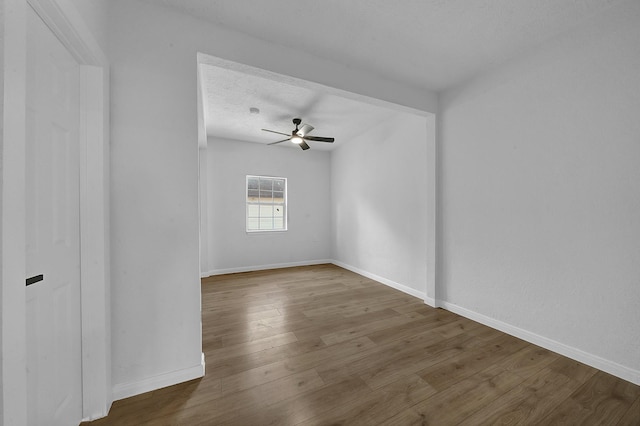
xmin=200 ymin=62 xmax=403 ymax=150
xmin=150 ymin=0 xmax=622 ymax=92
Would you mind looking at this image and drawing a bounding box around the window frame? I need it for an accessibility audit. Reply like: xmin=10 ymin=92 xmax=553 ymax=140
xmin=245 ymin=175 xmax=288 ymax=233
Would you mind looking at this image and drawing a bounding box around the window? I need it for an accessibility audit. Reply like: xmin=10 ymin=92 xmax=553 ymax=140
xmin=246 ymin=175 xmax=287 ymax=232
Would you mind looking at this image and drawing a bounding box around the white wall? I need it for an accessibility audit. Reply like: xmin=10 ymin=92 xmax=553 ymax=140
xmin=204 ymin=138 xmax=331 ymax=274
xmin=2 ymin=1 xmax=111 ymax=422
xmin=108 ymin=1 xmax=203 ymax=396
xmin=108 ymin=0 xmax=436 ymax=398
xmin=68 ymin=0 xmax=108 ymax=54
xmin=198 ymin=147 xmax=208 ymax=274
xmin=439 ymin=0 xmax=640 ymax=382
xmin=109 ymin=0 xmax=639 ymax=399
xmin=332 ymin=113 xmax=430 ymax=299
xmin=62 ymin=0 xmax=112 ymax=415
xmin=0 ymin=1 xmax=5 ymax=419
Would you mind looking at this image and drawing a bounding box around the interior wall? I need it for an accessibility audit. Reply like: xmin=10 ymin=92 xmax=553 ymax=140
xmin=1 ymin=1 xmax=28 ymax=423
xmin=68 ymin=0 xmax=108 ymax=54
xmin=198 ymin=147 xmax=208 ymax=275
xmin=108 ymin=1 xmax=203 ymax=394
xmin=2 ymin=1 xmax=111 ymax=421
xmin=108 ymin=0 xmax=436 ymax=397
xmin=332 ymin=113 xmax=430 ymax=298
xmin=439 ymin=0 xmax=640 ymax=381
xmin=204 ymin=138 xmax=331 ymax=274
xmin=62 ymin=0 xmax=112 ymax=415
xmin=0 ymin=0 xmax=5 ymax=418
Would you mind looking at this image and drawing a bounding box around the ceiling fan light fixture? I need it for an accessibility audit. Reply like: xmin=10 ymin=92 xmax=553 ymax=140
xmin=262 ymin=118 xmax=334 ymax=150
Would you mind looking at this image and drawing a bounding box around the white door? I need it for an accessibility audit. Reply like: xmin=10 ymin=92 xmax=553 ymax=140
xmin=25 ymin=5 xmax=83 ymax=425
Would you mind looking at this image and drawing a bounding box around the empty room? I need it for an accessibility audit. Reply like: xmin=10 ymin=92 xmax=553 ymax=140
xmin=2 ymin=0 xmax=639 ymax=425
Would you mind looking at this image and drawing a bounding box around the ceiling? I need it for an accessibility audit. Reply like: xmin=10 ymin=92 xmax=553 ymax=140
xmin=199 ymin=62 xmax=405 ymax=151
xmin=151 ymin=0 xmax=623 ymax=92
xmin=159 ymin=0 xmax=624 ymax=149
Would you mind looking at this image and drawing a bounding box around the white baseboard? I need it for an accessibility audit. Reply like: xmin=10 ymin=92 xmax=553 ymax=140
xmin=441 ymin=301 xmax=640 ymax=386
xmin=202 ymin=259 xmax=333 ymax=277
xmin=331 ymin=260 xmax=427 ymax=301
xmin=112 ymin=353 xmax=206 ymax=401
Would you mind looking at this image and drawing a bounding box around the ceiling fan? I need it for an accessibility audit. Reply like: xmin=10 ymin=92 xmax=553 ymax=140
xmin=262 ymin=118 xmax=335 ymax=150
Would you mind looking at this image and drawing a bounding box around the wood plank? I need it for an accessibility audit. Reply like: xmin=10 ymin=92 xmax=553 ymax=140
xmin=365 ymin=309 xmax=466 ymax=345
xmin=458 ymin=366 xmax=577 ymax=425
xmin=618 ymin=396 xmax=640 ymax=425
xmin=498 ymin=344 xmax=561 ymax=378
xmin=83 ymin=265 xmax=640 ymax=426
xmin=222 ymin=375 xmax=373 ymax=425
xmin=540 ymin=371 xmax=640 ymax=425
xmin=357 ymin=330 xmax=495 ymax=390
xmin=290 ymin=307 xmax=402 ymax=342
xmin=166 ymin=368 xmax=325 ymax=425
xmin=320 ymin=311 xmax=424 ymax=346
xmin=548 ymin=355 xmax=599 ymax=384
xmin=411 ymin=365 xmax=526 ymax=424
xmin=285 ymin=336 xmax=378 ymax=372
xmin=204 ymin=337 xmax=324 ymax=380
xmin=300 ymin=374 xmax=437 ymax=426
xmin=383 ymin=408 xmax=431 ymax=426
xmin=417 ymin=332 xmax=529 ymax=391
xmin=206 ymin=330 xmax=298 ymax=360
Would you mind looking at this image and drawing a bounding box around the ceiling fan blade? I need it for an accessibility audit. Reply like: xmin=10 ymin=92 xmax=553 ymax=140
xmin=262 ymin=129 xmax=290 ymax=136
xmin=268 ymin=138 xmax=290 ymax=145
xmin=297 ymin=124 xmax=314 ymax=137
xmin=305 ymin=136 xmax=334 ymax=143
xmin=299 ymin=140 xmax=310 ymax=150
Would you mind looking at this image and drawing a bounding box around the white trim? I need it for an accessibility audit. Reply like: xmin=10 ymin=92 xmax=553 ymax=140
xmin=2 ymin=1 xmax=29 ymax=424
xmin=2 ymin=0 xmax=111 ymax=423
xmin=27 ymin=0 xmax=112 ymax=419
xmin=425 ymin=114 xmax=438 ymax=306
xmin=331 ymin=261 xmax=427 ymax=301
xmin=202 ymin=259 xmax=333 ymax=278
xmin=440 ymin=301 xmax=640 ymax=386
xmin=78 ymin=64 xmax=111 ymax=420
xmin=112 ymin=355 xmax=206 ymax=401
xmin=196 ymin=64 xmax=207 ymax=149
xmin=197 ymin=53 xmax=433 ymax=117
xmin=196 ymin=51 xmax=437 ymax=307
xmin=198 ymin=147 xmax=209 ymax=278
xmin=27 ymin=0 xmax=106 ymax=67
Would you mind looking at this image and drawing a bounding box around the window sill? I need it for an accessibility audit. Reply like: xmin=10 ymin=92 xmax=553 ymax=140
xmin=246 ymin=229 xmax=288 ymax=234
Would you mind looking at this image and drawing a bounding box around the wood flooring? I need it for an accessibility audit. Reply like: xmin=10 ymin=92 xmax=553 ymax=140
xmin=84 ymin=264 xmax=640 ymax=425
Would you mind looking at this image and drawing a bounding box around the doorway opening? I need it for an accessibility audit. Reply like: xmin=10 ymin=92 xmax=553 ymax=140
xmin=196 ymin=52 xmax=437 ymax=305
